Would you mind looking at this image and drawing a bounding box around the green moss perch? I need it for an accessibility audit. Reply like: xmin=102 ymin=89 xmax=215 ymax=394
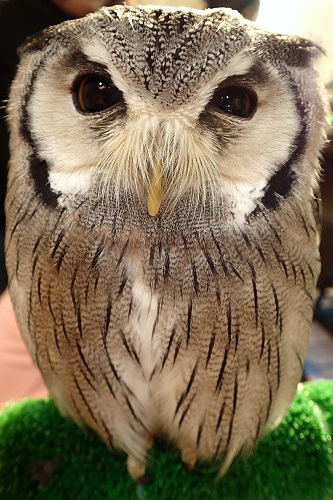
xmin=0 ymin=381 xmax=333 ymax=499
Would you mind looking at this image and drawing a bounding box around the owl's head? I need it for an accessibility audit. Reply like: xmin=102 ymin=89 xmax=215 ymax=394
xmin=7 ymin=6 xmax=328 ymax=229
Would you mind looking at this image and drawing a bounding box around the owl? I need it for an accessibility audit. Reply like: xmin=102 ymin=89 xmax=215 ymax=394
xmin=5 ymin=6 xmax=328 ymax=481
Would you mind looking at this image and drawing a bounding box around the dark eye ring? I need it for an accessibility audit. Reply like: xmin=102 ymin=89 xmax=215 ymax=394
xmin=72 ymin=74 xmax=124 ymax=113
xmin=212 ymin=85 xmax=257 ymax=119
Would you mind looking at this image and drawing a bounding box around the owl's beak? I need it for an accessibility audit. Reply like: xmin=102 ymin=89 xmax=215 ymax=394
xmin=147 ymin=161 xmax=163 ymax=217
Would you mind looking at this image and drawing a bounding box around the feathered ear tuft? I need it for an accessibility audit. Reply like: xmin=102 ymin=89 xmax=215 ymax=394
xmin=255 ymin=32 xmax=325 ymax=68
xmin=17 ymin=19 xmax=80 ymax=58
xmin=276 ymin=34 xmax=325 ymax=66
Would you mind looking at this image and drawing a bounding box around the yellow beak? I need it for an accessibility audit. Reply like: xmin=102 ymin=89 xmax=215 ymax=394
xmin=147 ymin=162 xmax=163 ymax=217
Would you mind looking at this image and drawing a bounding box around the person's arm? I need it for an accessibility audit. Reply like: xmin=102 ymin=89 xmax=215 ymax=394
xmin=0 ymin=289 xmax=48 ymax=408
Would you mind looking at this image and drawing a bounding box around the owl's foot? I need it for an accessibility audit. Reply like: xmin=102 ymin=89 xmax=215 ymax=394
xmin=126 ymin=437 xmax=154 ymax=482
xmin=127 ymin=455 xmax=147 ymax=482
xmin=180 ymin=446 xmax=197 ymax=471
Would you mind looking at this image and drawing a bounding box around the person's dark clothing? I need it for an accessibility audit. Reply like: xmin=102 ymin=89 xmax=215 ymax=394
xmin=0 ymin=0 xmax=70 ymax=293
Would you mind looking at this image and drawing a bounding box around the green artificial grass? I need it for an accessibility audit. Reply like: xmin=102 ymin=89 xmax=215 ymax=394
xmin=0 ymin=381 xmax=333 ymax=499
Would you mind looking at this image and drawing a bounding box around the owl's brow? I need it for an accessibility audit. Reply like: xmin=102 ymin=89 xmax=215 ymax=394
xmin=62 ymin=50 xmax=111 ymax=78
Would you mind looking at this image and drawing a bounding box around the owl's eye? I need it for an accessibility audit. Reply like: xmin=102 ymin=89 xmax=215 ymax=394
xmin=212 ymin=86 xmax=257 ymax=119
xmin=73 ymin=74 xmax=124 ymax=113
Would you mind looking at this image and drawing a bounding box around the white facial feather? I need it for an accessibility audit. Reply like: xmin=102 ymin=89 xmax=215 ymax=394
xmin=27 ymin=39 xmax=299 ymax=227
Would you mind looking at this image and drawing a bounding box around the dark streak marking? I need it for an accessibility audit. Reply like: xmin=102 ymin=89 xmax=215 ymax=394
xmin=9 ymin=198 xmax=35 ymax=242
xmin=117 ymin=269 xmax=128 ymax=299
xmin=271 ymin=245 xmax=288 ymax=278
xmin=163 ymin=247 xmax=170 ymax=280
xmin=197 ymin=419 xmax=204 ymax=447
xmin=267 ymin=342 xmax=271 ymax=371
xmin=73 ymin=376 xmax=98 ymax=426
xmin=32 ymin=232 xmax=44 ymax=256
xmin=277 ymin=344 xmax=281 ymax=388
xmin=271 ymin=285 xmax=279 ymax=327
xmin=103 ymin=300 xmax=112 ymax=342
xmin=175 ymin=361 xmax=198 ymax=416
xmin=121 ymin=380 xmax=137 ymax=399
xmin=32 ymin=254 xmax=39 ymax=276
xmin=60 ymin=310 xmax=70 ymax=344
xmin=300 ymin=268 xmax=306 ymax=286
xmin=206 ymin=332 xmax=216 ymax=369
xmin=216 ymin=349 xmax=229 ymax=393
xmin=149 ymin=364 xmax=159 ymax=382
xmin=125 ymin=396 xmax=150 ymax=433
xmin=242 ymin=231 xmax=251 ymax=248
xmin=215 ymin=401 xmax=225 ymax=433
xmin=248 ymin=261 xmax=256 ymax=281
xmin=181 ymin=232 xmax=189 ymax=250
xmin=216 ymin=288 xmax=221 ymax=306
xmin=92 ymin=241 xmax=105 ymax=269
xmin=56 ymin=247 xmax=67 ymax=272
xmin=106 ymin=354 xmax=121 ymax=384
xmin=45 ymin=347 xmax=55 ymax=373
xmin=260 ymin=323 xmax=265 ymax=360
xmin=77 ymin=304 xmax=83 ymax=338
xmin=300 ymin=214 xmax=310 ymax=238
xmin=230 ymin=263 xmax=244 ymax=282
xmin=178 ymin=394 xmax=195 ymax=428
xmin=77 ymin=341 xmax=96 ymax=382
xmin=192 ymin=263 xmax=199 ymax=294
xmin=227 ymin=303 xmax=232 ymax=343
xmin=70 ymin=267 xmax=78 ymax=313
xmin=119 ymin=329 xmax=141 ymax=366
xmin=161 ymin=326 xmax=176 ymax=369
xmin=94 ymin=273 xmax=99 ymax=291
xmin=100 ymin=418 xmax=114 ymax=449
xmin=197 ymin=236 xmax=217 ymax=275
xmin=149 ymin=245 xmax=155 ymax=266
xmin=79 ymin=366 xmax=96 ymax=391
xmin=307 ymin=262 xmax=315 ymax=280
xmin=128 ymin=294 xmax=133 ymax=319
xmin=255 ymin=418 xmax=262 ymax=443
xmin=51 ymin=230 xmax=65 ymax=258
xmin=53 ymin=326 xmax=60 ymax=353
xmin=71 ymin=394 xmax=85 ymax=423
xmin=173 ymin=337 xmax=182 ymax=366
xmin=226 ymin=377 xmax=238 ymax=448
xmin=234 ymin=324 xmax=240 ymax=353
xmin=213 ymin=437 xmax=223 ymax=461
xmin=186 ymin=301 xmax=192 ymax=347
xmin=103 ymin=373 xmax=116 ymax=399
xmin=252 ymin=278 xmax=259 ymax=327
xmin=117 ymin=239 xmax=129 ymax=267
xmin=291 ymin=263 xmax=298 ymax=284
xmin=266 ymin=383 xmax=273 ymax=422
xmin=256 ymin=245 xmax=266 ymax=263
xmin=304 ymin=289 xmax=314 ymax=302
xmin=209 ymin=228 xmax=229 ymax=276
xmin=37 ymin=275 xmax=42 ymax=304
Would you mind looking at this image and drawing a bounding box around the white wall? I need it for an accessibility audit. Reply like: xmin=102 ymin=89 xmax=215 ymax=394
xmin=257 ymin=0 xmax=333 ymax=85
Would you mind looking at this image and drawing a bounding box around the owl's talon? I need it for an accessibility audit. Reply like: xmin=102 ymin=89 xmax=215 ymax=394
xmin=136 ymin=474 xmax=153 ymax=485
xmin=181 ymin=447 xmax=197 ymax=471
xmin=127 ymin=455 xmax=147 ymax=482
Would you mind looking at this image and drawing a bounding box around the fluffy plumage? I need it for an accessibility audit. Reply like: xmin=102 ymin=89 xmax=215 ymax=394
xmin=5 ymin=6 xmax=329 ymax=480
